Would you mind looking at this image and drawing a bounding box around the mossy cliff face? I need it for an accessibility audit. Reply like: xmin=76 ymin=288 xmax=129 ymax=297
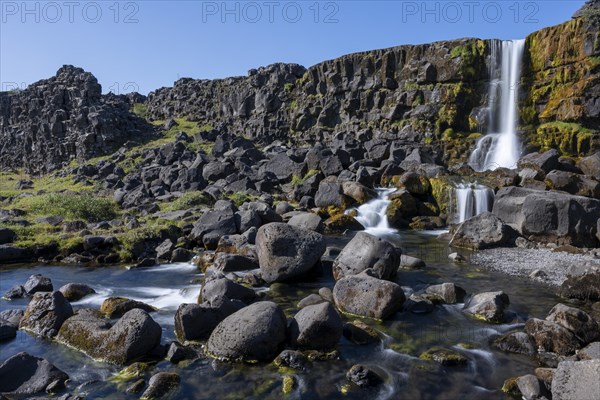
xmin=523 ymin=13 xmax=600 ymax=157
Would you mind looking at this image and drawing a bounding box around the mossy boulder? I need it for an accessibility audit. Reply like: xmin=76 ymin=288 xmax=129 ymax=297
xmin=324 ymin=214 xmax=364 ymax=234
xmin=386 ymin=189 xmax=417 ymax=228
xmin=419 ymin=347 xmax=468 ymax=366
xmin=100 ymin=297 xmax=157 ymax=319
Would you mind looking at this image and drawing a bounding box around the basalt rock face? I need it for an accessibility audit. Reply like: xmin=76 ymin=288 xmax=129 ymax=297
xmin=146 ymin=39 xmax=490 ymax=165
xmin=0 ymin=65 xmax=153 ymax=174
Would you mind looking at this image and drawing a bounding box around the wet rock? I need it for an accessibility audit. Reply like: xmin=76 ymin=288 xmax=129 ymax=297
xmin=207 ymin=301 xmax=287 ymax=362
xmin=448 ymin=252 xmax=466 ymax=263
xmin=346 ymin=364 xmax=383 ymax=388
xmin=0 ymin=245 xmax=34 ymax=264
xmin=200 ymin=277 xmax=256 ymax=304
xmin=174 ymin=300 xmax=244 ymax=342
xmin=19 ymin=291 xmax=73 ymax=338
xmin=126 ymin=379 xmax=146 ymax=394
xmin=341 ymin=181 xmax=376 ymax=204
xmin=546 ymin=303 xmax=600 ymax=344
xmin=170 ymin=247 xmax=194 ymax=263
xmin=552 ymin=360 xmax=600 ymax=400
xmin=23 ymin=274 xmax=53 ymax=295
xmin=323 ymin=214 xmax=364 ymax=234
xmin=57 ymin=308 xmax=162 ymax=365
xmin=100 ymin=297 xmax=157 ymax=318
xmin=493 ymin=332 xmax=536 ymax=355
xmin=289 ymin=302 xmax=343 ymax=351
xmin=0 ymin=352 xmax=69 ymax=395
xmin=525 ymin=318 xmax=581 ymax=356
xmin=155 ymin=239 xmax=174 ymax=261
xmin=560 ymin=272 xmax=600 ymax=301
xmin=450 ymin=212 xmax=515 ymax=250
xmin=342 ymin=321 xmax=380 ymax=345
xmin=3 ymin=285 xmax=26 ymax=299
xmin=58 ymin=283 xmax=95 ymax=301
xmin=516 ymin=374 xmax=549 ymax=400
xmin=463 ymin=291 xmax=509 ymax=323
xmin=315 ymin=182 xmax=347 ymax=209
xmin=0 ymin=227 xmax=16 ymax=244
xmin=256 ymin=223 xmax=326 ymax=283
xmin=332 ymin=232 xmax=400 ymax=281
xmin=212 ymin=253 xmax=258 ymax=272
xmin=287 ymin=212 xmax=324 ymax=233
xmin=140 ymin=372 xmax=180 ymax=400
xmin=273 ymin=350 xmax=308 ymax=371
xmin=189 ymin=208 xmax=237 ymax=249
xmin=318 ymin=287 xmax=333 ymax=302
xmin=0 ymin=309 xmax=24 ymax=327
xmin=399 ymin=255 xmax=426 ymax=269
xmin=0 ymin=319 xmax=17 ymax=341
xmin=419 ymin=347 xmax=468 ymax=366
xmin=404 ymin=294 xmax=435 ymax=314
xmin=518 ymin=150 xmax=560 ymax=175
xmin=333 ymin=271 xmax=405 ymax=320
xmin=166 ymin=341 xmax=200 ymax=363
xmin=424 ymin=283 xmax=466 ymax=304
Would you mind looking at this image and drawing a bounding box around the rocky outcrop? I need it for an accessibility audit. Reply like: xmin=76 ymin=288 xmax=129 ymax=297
xmin=0 ymin=65 xmax=153 ymax=174
xmin=19 ymin=291 xmax=73 ymax=338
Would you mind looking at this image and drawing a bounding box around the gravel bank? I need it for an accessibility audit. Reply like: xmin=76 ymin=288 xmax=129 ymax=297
xmin=470 ymin=247 xmax=600 ymax=287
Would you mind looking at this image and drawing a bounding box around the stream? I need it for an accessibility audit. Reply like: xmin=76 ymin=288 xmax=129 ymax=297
xmin=0 ymin=229 xmax=564 ymax=400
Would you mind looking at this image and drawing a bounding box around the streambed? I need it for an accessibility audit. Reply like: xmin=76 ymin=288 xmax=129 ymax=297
xmin=0 ymin=230 xmax=568 ymax=400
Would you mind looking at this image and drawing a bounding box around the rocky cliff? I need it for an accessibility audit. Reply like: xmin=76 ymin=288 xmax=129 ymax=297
xmin=0 ymin=66 xmax=153 ymax=175
xmin=1 ymin=3 xmax=599 ymax=174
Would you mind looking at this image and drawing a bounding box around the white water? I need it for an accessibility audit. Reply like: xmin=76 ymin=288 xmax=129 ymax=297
xmin=351 ymin=188 xmax=397 ymax=236
xmin=469 ymin=39 xmax=525 ymax=171
xmin=453 ymin=183 xmax=494 ymax=223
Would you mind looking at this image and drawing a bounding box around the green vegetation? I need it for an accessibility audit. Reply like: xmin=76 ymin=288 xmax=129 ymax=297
xmin=531 ymin=121 xmax=596 ymax=157
xmin=12 ymin=193 xmax=118 ymax=222
xmin=161 ymin=191 xmax=212 ymax=211
xmin=284 ymin=82 xmax=294 ymax=93
xmin=224 ymin=192 xmax=259 ymax=207
xmin=131 ymin=103 xmax=148 ymax=119
xmin=0 ymin=171 xmax=90 ymax=198
xmin=290 ymin=169 xmax=319 ymax=187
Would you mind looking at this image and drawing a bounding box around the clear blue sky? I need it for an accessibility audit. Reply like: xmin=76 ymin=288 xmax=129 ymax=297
xmin=0 ymin=0 xmax=587 ymax=94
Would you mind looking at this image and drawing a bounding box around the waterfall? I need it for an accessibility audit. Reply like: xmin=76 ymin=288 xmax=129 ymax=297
xmin=351 ymin=188 xmax=397 ymax=236
xmin=453 ymin=183 xmax=494 ymax=223
xmin=469 ymin=39 xmax=525 ymax=171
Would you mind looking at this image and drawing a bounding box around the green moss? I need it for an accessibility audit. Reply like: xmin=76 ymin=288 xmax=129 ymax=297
xmin=161 ymin=191 xmax=212 ymax=211
xmin=419 ymin=347 xmax=468 ymax=366
xmin=531 ymin=121 xmax=596 ymax=157
xmin=224 ymin=192 xmax=259 ymax=207
xmin=131 ymin=103 xmax=148 ymax=119
xmin=12 ymin=193 xmax=118 ymax=222
xmin=284 ymin=83 xmax=294 ymax=93
xmin=290 ymin=169 xmax=319 ymax=187
xmin=282 ymin=375 xmax=296 ymax=395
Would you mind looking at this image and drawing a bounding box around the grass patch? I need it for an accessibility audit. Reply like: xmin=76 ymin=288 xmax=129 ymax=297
xmin=161 ymin=191 xmax=212 ymax=211
xmin=224 ymin=192 xmax=258 ymax=207
xmin=0 ymin=171 xmax=89 ymax=198
xmin=13 ymin=193 xmax=118 ymax=222
xmin=290 ymin=169 xmax=319 ymax=187
xmin=131 ymin=103 xmax=148 ymax=119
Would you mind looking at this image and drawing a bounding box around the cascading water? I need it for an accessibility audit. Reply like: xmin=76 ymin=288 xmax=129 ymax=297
xmin=469 ymin=39 xmax=525 ymax=171
xmin=351 ymin=188 xmax=397 ymax=236
xmin=453 ymin=183 xmax=495 ymax=223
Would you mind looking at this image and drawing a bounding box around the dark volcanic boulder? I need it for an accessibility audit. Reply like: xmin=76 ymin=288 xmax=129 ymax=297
xmin=493 ymin=186 xmax=600 ymax=247
xmin=560 ymin=272 xmax=600 ymax=301
xmin=200 ymin=277 xmax=256 ymax=304
xmin=100 ymin=297 xmax=157 ymax=318
xmin=206 ymin=301 xmax=287 ymax=362
xmin=449 ymin=212 xmax=515 ymax=250
xmin=289 ymin=302 xmax=343 ymax=351
xmin=315 ymin=182 xmax=347 ymax=209
xmin=524 ymin=318 xmax=581 ymax=356
xmin=463 ymin=291 xmax=509 ymax=323
xmin=332 ymin=232 xmax=400 ymax=281
xmin=333 ymin=271 xmax=405 ymax=320
xmin=288 ymin=212 xmax=324 ymax=233
xmin=0 ymin=352 xmax=69 ymax=395
xmin=140 ymin=372 xmax=180 ymax=399
xmin=577 ymin=151 xmax=600 ymax=180
xmin=174 ymin=300 xmax=244 ymax=342
xmin=546 ymin=303 xmax=600 ymax=344
xmin=493 ymin=331 xmax=536 ymax=355
xmin=424 ymin=283 xmax=466 ymax=304
xmin=0 ymin=318 xmax=17 ymax=341
xmin=19 ymin=291 xmax=73 ymax=338
xmin=190 ymin=208 xmax=238 ymax=248
xmin=0 ymin=245 xmax=35 ymax=264
xmin=256 ymin=223 xmax=326 ymax=283
xmin=57 ymin=308 xmax=162 ymax=364
xmin=23 ymin=274 xmax=53 ymax=295
xmin=346 ymin=364 xmax=383 ymax=388
xmin=0 ymin=227 xmax=16 ymax=244
xmin=517 ymin=150 xmax=560 ymax=176
xmin=58 ymin=283 xmax=95 ymax=301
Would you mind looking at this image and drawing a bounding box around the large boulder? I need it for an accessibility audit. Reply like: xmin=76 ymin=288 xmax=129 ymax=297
xmin=315 ymin=182 xmax=348 ymax=210
xmin=174 ymin=299 xmax=244 ymax=342
xmin=190 ymin=208 xmax=238 ymax=249
xmin=256 ymin=223 xmax=326 ymax=283
xmin=524 ymin=318 xmax=581 ymax=356
xmin=200 ymin=277 xmax=256 ymax=304
xmin=19 ymin=291 xmax=73 ymax=338
xmin=288 ymin=213 xmax=324 ymax=233
xmin=546 ymin=303 xmax=600 ymax=344
xmin=289 ymin=302 xmax=343 ymax=351
xmin=58 ymin=283 xmax=95 ymax=301
xmin=100 ymin=297 xmax=157 ymax=318
xmin=577 ymin=152 xmax=600 ymax=180
xmin=141 ymin=372 xmax=180 ymax=399
xmin=545 ymin=170 xmax=600 ymax=198
xmin=463 ymin=291 xmax=509 ymax=323
xmin=449 ymin=212 xmax=515 ymax=250
xmin=57 ymin=308 xmax=162 ymax=364
xmin=23 ymin=274 xmax=53 ymax=295
xmin=0 ymin=352 xmax=69 ymax=395
xmin=493 ymin=186 xmax=600 ymax=247
xmin=333 ymin=271 xmax=405 ymax=320
xmin=560 ymin=272 xmax=600 ymax=301
xmin=493 ymin=331 xmax=536 ymax=355
xmin=332 ymin=232 xmax=401 ymax=281
xmin=206 ymin=301 xmax=287 ymax=362
xmin=552 ymin=360 xmax=600 ymax=400
xmin=517 ymin=149 xmax=560 ymax=176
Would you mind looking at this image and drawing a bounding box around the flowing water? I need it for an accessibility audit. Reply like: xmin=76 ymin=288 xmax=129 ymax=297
xmin=453 ymin=183 xmax=495 ymax=224
xmin=469 ymin=39 xmax=525 ymax=171
xmin=0 ymin=231 xmax=569 ymax=399
xmin=352 ymin=188 xmax=397 ymax=236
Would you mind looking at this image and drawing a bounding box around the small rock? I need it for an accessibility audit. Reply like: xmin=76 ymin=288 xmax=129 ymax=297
xmin=463 ymin=291 xmax=509 ymax=323
xmin=546 ymin=303 xmax=600 ymax=344
xmin=166 ymin=341 xmax=200 ymax=363
xmin=419 ymin=347 xmax=468 ymax=366
xmin=3 ymin=285 xmax=26 ymax=299
xmin=493 ymin=331 xmax=536 ymax=355
xmin=273 ymin=350 xmax=308 ymax=371
xmin=318 ymin=287 xmax=333 ymax=302
xmin=58 ymin=283 xmax=95 ymax=301
xmin=100 ymin=297 xmax=157 ymax=318
xmin=516 ymin=374 xmax=548 ymax=400
xmin=0 ymin=319 xmax=17 ymax=341
xmin=425 ymin=283 xmax=466 ymax=304
xmin=578 ymin=342 xmax=600 ymax=360
xmin=297 ymin=293 xmax=325 ymax=308
xmin=346 ymin=364 xmax=383 ymax=388
xmin=525 ymin=318 xmax=581 ymax=356
xmin=289 ymin=302 xmax=343 ymax=351
xmin=140 ymin=372 xmax=180 ymax=400
xmin=448 ymin=252 xmax=465 ymax=263
xmin=342 ymin=321 xmax=379 ymax=345
xmin=399 ymin=254 xmax=426 ymax=269
xmin=23 ymin=274 xmax=53 ymax=295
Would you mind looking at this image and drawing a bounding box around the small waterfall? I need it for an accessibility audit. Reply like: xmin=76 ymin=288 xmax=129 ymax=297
xmin=453 ymin=183 xmax=494 ymax=223
xmin=469 ymin=39 xmax=525 ymax=171
xmin=351 ymin=188 xmax=397 ymax=236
